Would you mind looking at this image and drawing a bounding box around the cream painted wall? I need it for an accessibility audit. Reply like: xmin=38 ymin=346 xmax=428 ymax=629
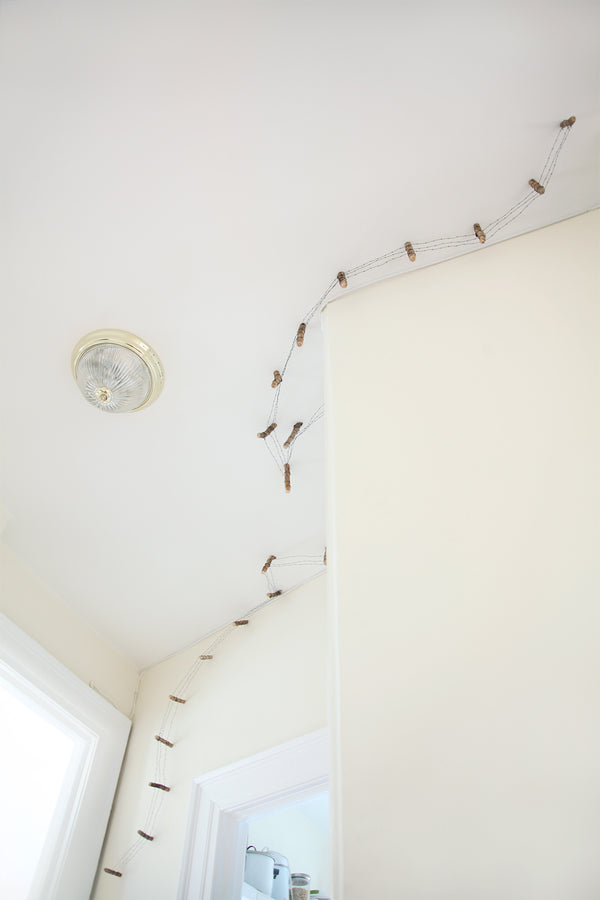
xmin=93 ymin=575 xmax=327 ymax=900
xmin=0 ymin=541 xmax=138 ymax=716
xmin=324 ymin=209 xmax=600 ymax=899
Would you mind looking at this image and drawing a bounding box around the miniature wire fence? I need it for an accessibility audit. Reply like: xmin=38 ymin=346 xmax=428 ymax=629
xmin=105 ymin=114 xmax=576 ymax=880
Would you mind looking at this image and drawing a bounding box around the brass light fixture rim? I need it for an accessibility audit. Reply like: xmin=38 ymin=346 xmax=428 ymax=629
xmin=71 ymin=329 xmax=165 ymax=412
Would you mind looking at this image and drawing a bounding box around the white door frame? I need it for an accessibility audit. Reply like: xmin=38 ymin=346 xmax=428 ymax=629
xmin=177 ymin=728 xmax=329 ymax=900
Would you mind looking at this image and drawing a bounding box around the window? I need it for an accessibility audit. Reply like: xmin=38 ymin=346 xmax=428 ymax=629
xmin=0 ymin=613 xmax=131 ymax=900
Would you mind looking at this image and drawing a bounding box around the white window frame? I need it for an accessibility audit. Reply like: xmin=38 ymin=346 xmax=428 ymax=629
xmin=0 ymin=613 xmax=131 ymax=900
xmin=177 ymin=728 xmax=329 ymax=900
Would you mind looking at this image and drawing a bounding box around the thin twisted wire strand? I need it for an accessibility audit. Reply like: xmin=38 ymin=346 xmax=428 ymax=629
xmin=539 ymin=126 xmax=567 ymax=184
xmin=264 ymin=433 xmax=285 ymax=473
xmin=262 ymin=279 xmax=336 ymax=431
xmin=277 ymin=403 xmax=325 ymax=465
xmin=487 ymin=194 xmax=538 ymax=240
xmin=542 ymin=128 xmax=570 ymax=188
xmin=484 ymin=192 xmax=536 ymax=238
xmin=271 ymin=559 xmax=325 ymax=567
xmin=269 ymin=432 xmax=287 ymax=467
xmin=271 ymin=554 xmax=325 ymax=564
xmin=288 ymin=411 xmax=325 ymax=464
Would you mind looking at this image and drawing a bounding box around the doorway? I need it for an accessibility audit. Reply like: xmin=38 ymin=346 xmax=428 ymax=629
xmin=245 ymin=790 xmax=330 ymax=899
xmin=177 ymin=728 xmax=329 ymax=899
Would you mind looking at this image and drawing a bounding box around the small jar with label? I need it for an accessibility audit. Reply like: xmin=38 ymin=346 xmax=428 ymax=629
xmin=290 ymin=872 xmax=311 ymax=900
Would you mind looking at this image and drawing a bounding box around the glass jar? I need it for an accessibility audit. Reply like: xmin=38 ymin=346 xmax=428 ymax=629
xmin=290 ymin=872 xmax=311 ymax=900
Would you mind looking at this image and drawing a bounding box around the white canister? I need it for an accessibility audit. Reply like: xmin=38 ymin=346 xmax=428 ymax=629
xmin=244 ymin=850 xmax=274 ymax=895
xmin=267 ymin=850 xmax=290 ymax=900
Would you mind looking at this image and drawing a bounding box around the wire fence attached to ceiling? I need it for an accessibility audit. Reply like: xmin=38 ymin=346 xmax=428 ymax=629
xmin=103 ymin=114 xmax=576 ymax=881
xmin=257 ymin=116 xmax=576 ymax=495
xmin=104 ymin=550 xmax=326 ymax=877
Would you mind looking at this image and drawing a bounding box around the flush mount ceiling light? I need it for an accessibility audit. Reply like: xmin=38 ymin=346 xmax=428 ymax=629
xmin=71 ymin=329 xmax=164 ymax=413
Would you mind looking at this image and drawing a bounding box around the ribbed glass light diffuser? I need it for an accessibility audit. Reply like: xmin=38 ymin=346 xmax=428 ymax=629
xmin=76 ymin=344 xmax=152 ymax=412
xmin=72 ymin=330 xmax=164 ymax=413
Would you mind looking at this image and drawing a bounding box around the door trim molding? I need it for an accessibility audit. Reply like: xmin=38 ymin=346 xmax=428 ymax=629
xmin=177 ymin=728 xmax=329 ymax=899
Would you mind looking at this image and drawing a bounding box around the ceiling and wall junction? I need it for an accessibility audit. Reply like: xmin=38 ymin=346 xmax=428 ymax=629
xmin=0 ymin=0 xmax=598 ymax=668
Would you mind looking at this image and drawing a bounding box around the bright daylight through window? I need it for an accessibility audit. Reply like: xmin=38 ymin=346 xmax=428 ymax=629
xmin=0 ymin=679 xmax=78 ymax=899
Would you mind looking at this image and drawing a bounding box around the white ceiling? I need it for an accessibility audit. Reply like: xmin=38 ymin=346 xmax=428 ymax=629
xmin=0 ymin=0 xmax=598 ymax=668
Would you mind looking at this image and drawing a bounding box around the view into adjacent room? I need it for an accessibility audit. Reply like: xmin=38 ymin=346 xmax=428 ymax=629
xmin=244 ymin=792 xmax=331 ymax=900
